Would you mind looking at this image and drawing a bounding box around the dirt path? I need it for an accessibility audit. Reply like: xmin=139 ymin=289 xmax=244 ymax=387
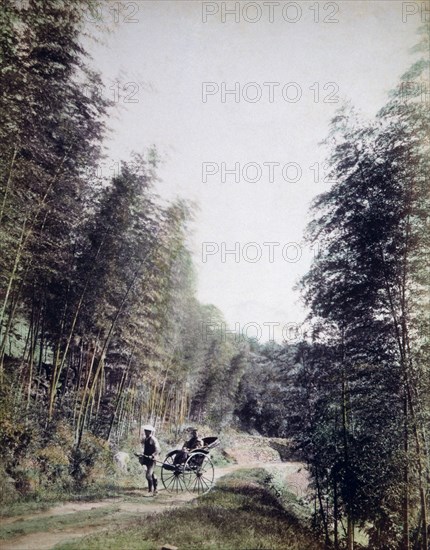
xmin=1 ymin=462 xmax=307 ymax=550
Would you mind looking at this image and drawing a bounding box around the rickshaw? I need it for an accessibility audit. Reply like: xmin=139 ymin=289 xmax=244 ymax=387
xmin=136 ymin=436 xmax=220 ymax=495
xmin=161 ymin=436 xmax=220 ymax=495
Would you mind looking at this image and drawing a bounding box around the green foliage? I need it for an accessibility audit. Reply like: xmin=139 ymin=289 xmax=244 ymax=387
xmin=0 ymin=0 xmax=233 ymax=483
xmin=185 ymin=305 xmax=250 ymax=430
xmin=68 ymin=433 xmax=110 ymax=488
xmin=288 ymin=23 xmax=430 ymax=548
xmin=36 ymin=445 xmax=69 ymax=485
xmin=0 ymin=463 xmax=18 ymax=504
xmin=235 ymin=342 xmax=297 ymax=437
xmin=233 ymin=22 xmax=430 ymax=549
xmin=0 ymin=413 xmax=32 ymax=472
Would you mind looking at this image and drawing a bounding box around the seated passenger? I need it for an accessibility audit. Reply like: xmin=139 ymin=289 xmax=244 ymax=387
xmin=185 ymin=428 xmax=204 ymax=451
xmin=174 ymin=428 xmax=204 ymax=465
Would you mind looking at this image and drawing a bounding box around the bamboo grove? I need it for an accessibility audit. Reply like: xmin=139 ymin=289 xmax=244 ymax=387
xmin=296 ymin=25 xmax=430 ymax=547
xmin=0 ymin=0 xmax=247 ymax=473
xmin=0 ymin=2 xmax=429 ymax=549
xmin=236 ymin=23 xmax=430 ymax=548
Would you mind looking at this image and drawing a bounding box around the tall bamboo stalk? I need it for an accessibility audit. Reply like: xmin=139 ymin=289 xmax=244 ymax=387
xmin=106 ymin=366 xmax=129 ymax=441
xmin=0 ymin=148 xmax=71 ymax=332
xmin=74 ymin=334 xmax=100 ymax=445
xmin=0 ymin=148 xmax=18 ymax=225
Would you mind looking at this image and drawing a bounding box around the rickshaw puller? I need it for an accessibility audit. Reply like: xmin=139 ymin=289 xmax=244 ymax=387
xmin=140 ymin=424 xmax=161 ymax=495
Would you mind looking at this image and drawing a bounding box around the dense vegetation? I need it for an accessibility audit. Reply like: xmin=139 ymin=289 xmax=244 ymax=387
xmin=0 ymin=0 xmax=246 ymax=497
xmin=0 ymin=2 xmax=428 ymax=549
xmin=235 ymin=23 xmax=430 ymax=548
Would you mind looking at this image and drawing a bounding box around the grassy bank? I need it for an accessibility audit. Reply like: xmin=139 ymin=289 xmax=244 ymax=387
xmin=55 ymin=468 xmax=321 ymax=550
xmin=0 ymin=505 xmax=121 ymax=541
xmin=0 ymin=475 xmax=144 ymax=519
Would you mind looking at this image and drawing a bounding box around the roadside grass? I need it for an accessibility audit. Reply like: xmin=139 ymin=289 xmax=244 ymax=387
xmin=55 ymin=468 xmax=321 ymax=550
xmin=0 ymin=481 xmax=126 ymax=518
xmin=0 ymin=465 xmax=150 ymax=518
xmin=0 ymin=505 xmax=121 ymax=541
xmin=262 ymin=468 xmax=311 ymax=527
xmin=0 ymin=499 xmax=55 ymax=519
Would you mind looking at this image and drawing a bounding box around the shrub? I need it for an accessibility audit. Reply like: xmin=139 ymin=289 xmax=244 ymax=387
xmin=35 ymin=444 xmax=71 ymax=488
xmin=0 ymin=464 xmax=19 ymax=504
xmin=69 ymin=433 xmax=110 ymax=488
xmin=0 ymin=415 xmax=33 ymax=472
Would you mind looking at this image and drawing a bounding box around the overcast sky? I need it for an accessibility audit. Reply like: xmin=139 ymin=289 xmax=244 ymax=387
xmin=85 ymin=0 xmax=422 ymax=342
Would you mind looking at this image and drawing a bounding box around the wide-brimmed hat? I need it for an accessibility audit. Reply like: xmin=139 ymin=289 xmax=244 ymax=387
xmin=142 ymin=424 xmax=155 ymax=432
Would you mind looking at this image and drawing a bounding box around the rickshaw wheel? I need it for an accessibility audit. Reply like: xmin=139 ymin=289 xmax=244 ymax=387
xmin=184 ymin=452 xmax=215 ymax=495
xmin=161 ymin=451 xmax=187 ymax=493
